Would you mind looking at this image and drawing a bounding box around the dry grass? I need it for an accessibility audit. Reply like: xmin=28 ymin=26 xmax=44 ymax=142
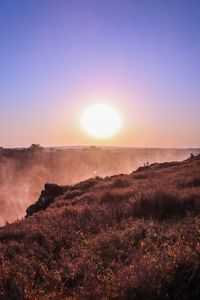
xmin=0 ymin=156 xmax=200 ymax=299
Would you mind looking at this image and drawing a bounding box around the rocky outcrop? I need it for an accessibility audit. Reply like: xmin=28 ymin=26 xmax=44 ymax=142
xmin=26 ymin=183 xmax=64 ymax=217
xmin=25 ymin=178 xmax=101 ymax=218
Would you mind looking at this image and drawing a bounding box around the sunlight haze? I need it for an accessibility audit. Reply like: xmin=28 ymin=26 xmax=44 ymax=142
xmin=0 ymin=0 xmax=199 ymax=148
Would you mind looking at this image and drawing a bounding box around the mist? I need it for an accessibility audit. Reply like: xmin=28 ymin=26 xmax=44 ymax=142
xmin=0 ymin=145 xmax=198 ymax=226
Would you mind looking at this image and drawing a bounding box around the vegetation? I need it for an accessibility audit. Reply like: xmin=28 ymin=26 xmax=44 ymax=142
xmin=0 ymin=155 xmax=200 ymax=299
xmin=0 ymin=146 xmax=198 ymax=225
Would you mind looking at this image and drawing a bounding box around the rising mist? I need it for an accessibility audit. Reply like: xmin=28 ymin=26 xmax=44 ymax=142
xmin=0 ymin=144 xmax=198 ymax=226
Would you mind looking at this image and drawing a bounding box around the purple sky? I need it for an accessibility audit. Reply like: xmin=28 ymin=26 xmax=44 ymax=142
xmin=0 ymin=0 xmax=200 ymax=148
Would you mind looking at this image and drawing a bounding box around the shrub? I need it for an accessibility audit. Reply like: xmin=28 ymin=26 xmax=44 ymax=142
xmin=132 ymin=172 xmax=154 ymax=180
xmin=177 ymin=177 xmax=200 ymax=189
xmin=100 ymin=189 xmax=133 ymax=204
xmin=133 ymin=190 xmax=187 ymax=220
xmin=64 ymin=190 xmax=83 ymax=200
xmin=112 ymin=178 xmax=130 ymax=188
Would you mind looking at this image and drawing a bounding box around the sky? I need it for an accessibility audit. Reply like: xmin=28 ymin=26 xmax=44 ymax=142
xmin=0 ymin=0 xmax=200 ymax=148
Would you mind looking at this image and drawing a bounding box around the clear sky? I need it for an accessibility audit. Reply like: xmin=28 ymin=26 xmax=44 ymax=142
xmin=0 ymin=0 xmax=199 ymax=148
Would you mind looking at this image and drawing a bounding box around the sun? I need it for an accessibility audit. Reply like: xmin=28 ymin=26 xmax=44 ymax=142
xmin=81 ymin=103 xmax=122 ymax=139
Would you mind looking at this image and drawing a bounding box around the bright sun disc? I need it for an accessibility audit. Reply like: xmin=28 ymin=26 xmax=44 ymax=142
xmin=81 ymin=103 xmax=122 ymax=139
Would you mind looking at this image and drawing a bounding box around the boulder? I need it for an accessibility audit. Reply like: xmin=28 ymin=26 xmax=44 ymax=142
xmin=26 ymin=183 xmax=64 ymax=217
xmin=44 ymin=183 xmax=63 ymax=197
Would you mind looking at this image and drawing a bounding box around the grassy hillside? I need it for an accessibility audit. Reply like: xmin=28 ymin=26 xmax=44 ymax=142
xmin=0 ymin=155 xmax=200 ymax=299
xmin=0 ymin=145 xmax=196 ymax=226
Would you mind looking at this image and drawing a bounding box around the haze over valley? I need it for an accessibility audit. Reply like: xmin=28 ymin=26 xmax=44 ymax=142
xmin=0 ymin=145 xmax=199 ymax=226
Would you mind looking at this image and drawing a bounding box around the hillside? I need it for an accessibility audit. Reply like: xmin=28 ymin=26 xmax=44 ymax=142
xmin=0 ymin=155 xmax=200 ymax=299
xmin=0 ymin=145 xmax=196 ymax=226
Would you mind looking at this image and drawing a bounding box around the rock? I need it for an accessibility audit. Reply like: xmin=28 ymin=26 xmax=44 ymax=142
xmin=44 ymin=183 xmax=63 ymax=197
xmin=26 ymin=204 xmax=37 ymax=216
xmin=26 ymin=183 xmax=64 ymax=217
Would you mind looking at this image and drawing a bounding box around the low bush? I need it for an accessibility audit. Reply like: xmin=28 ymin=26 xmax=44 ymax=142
xmin=132 ymin=190 xmax=196 ymax=220
xmin=177 ymin=177 xmax=200 ymax=189
xmin=112 ymin=177 xmax=131 ymax=188
xmin=100 ymin=189 xmax=133 ymax=204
